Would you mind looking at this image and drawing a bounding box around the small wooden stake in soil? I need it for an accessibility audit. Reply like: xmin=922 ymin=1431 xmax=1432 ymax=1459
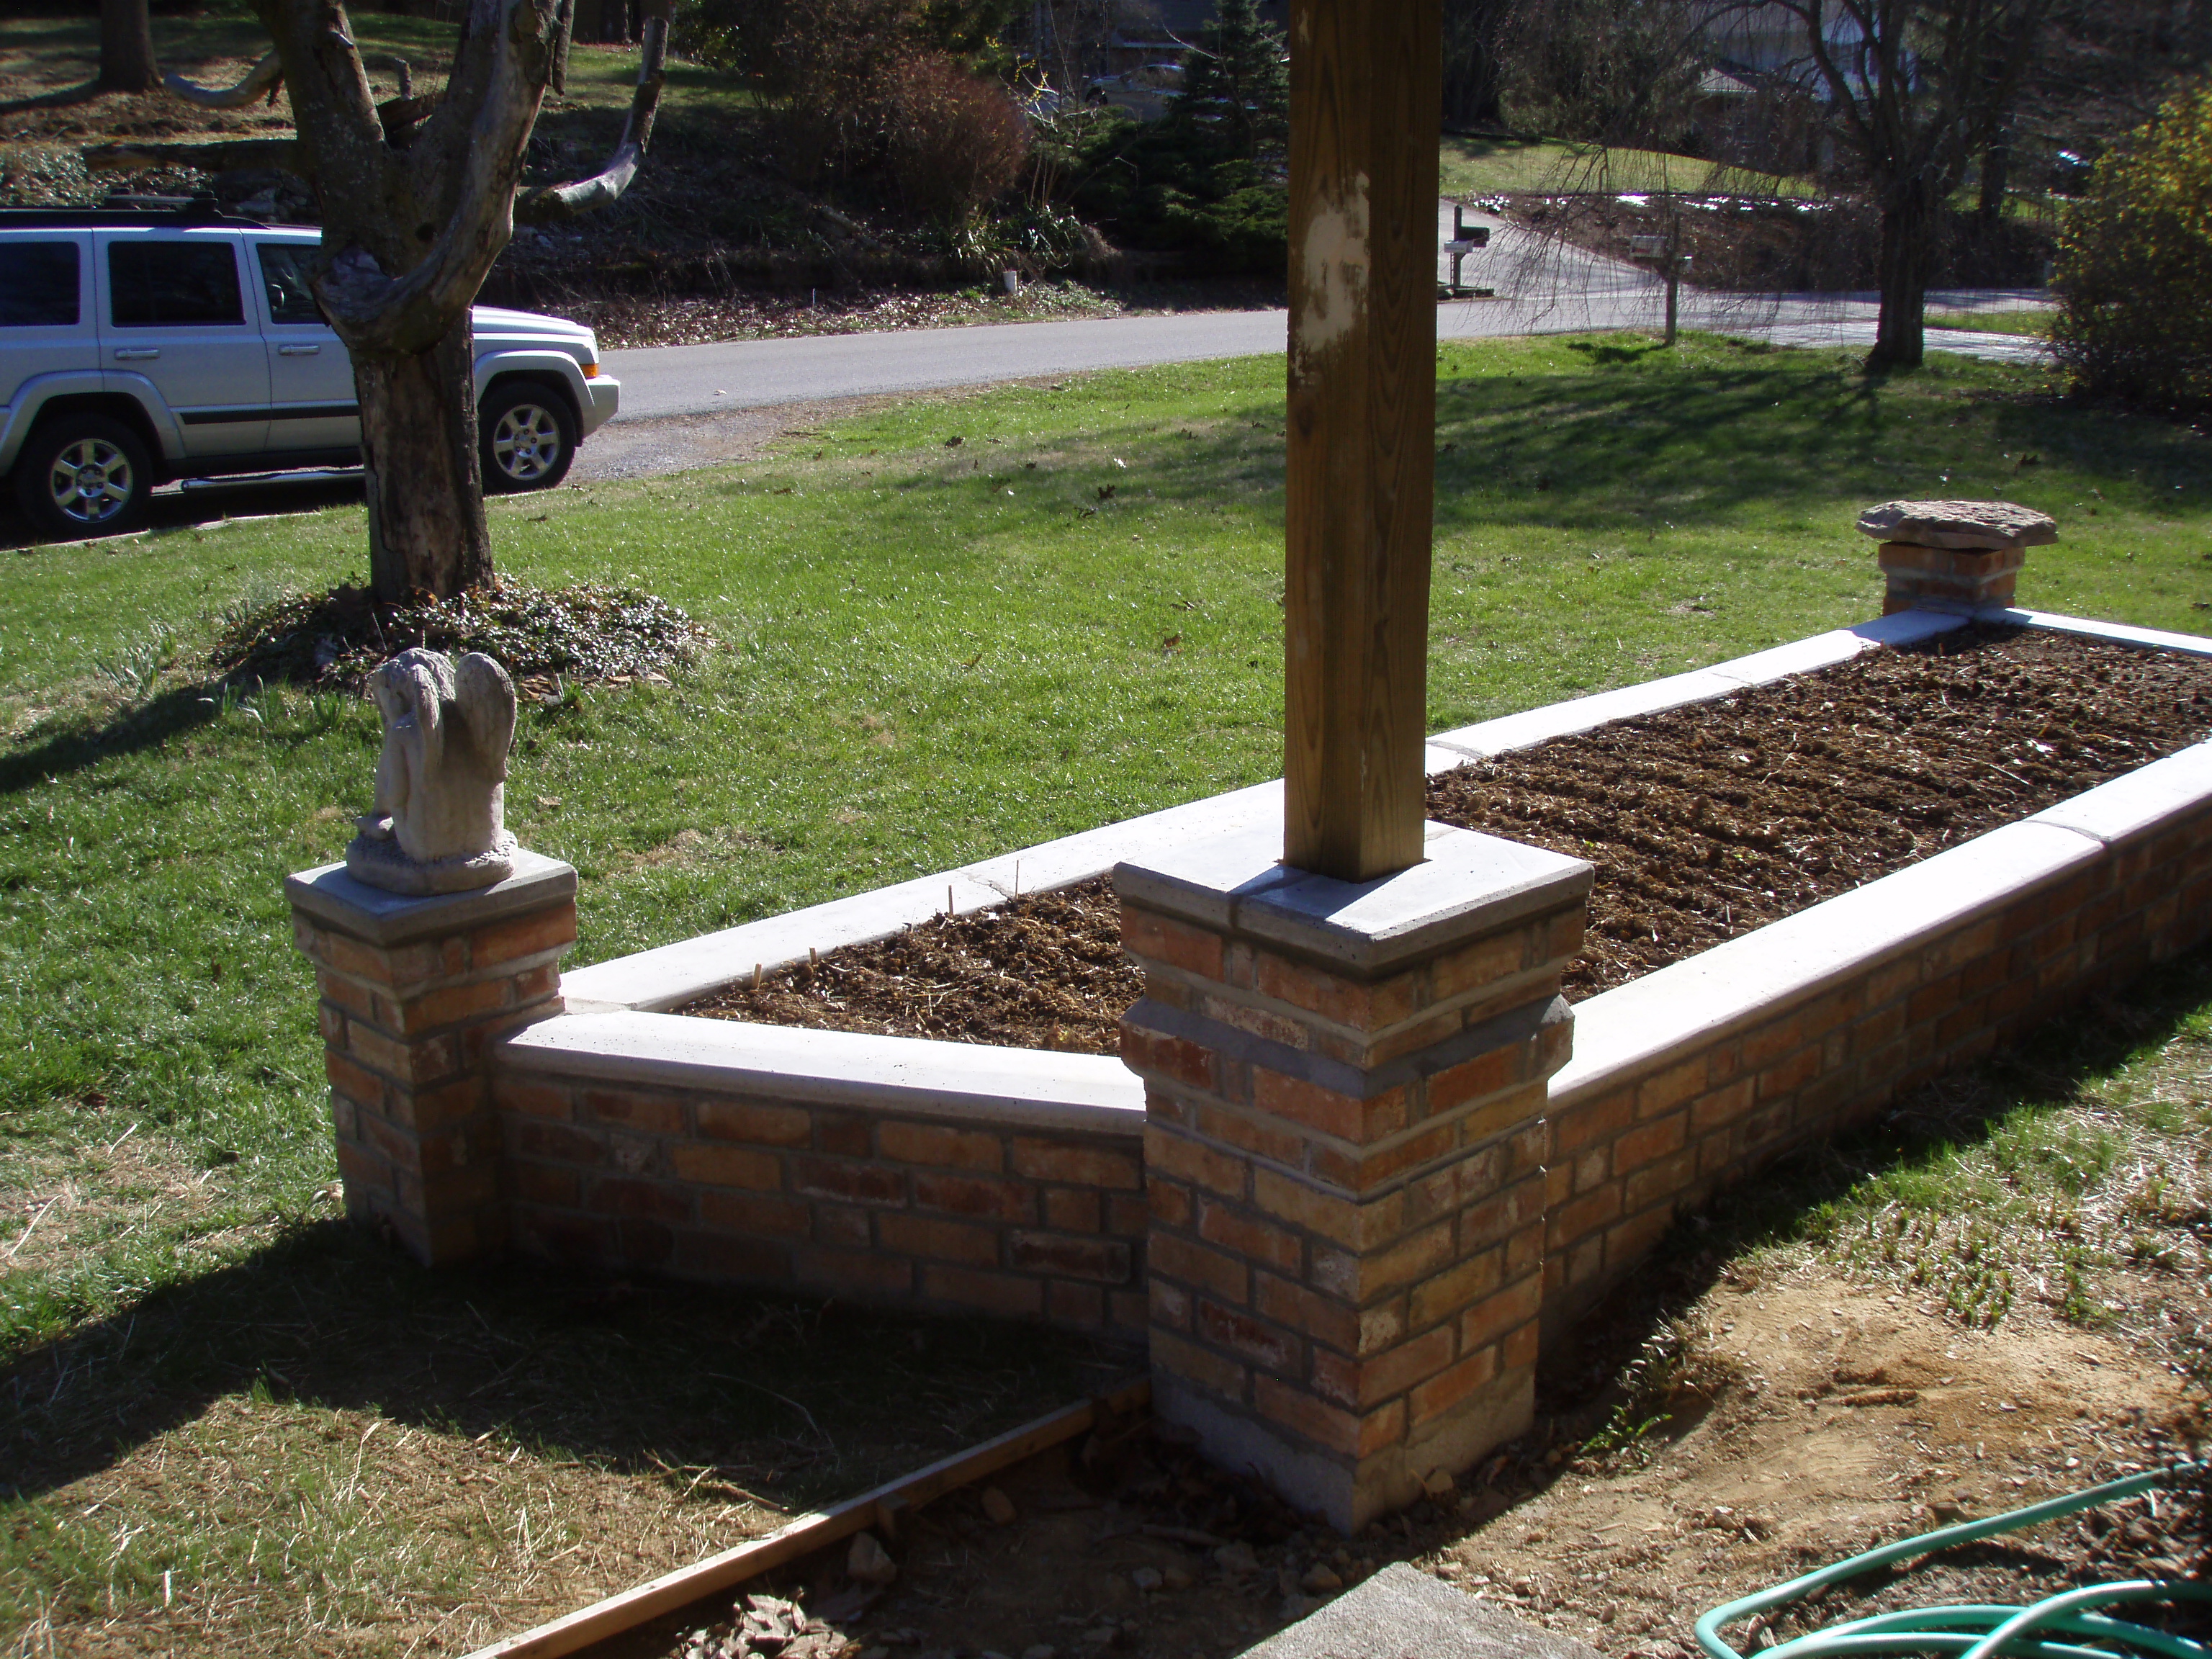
xmin=1282 ymin=0 xmax=1442 ymax=881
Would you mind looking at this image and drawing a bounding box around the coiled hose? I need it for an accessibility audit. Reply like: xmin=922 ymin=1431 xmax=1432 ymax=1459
xmin=1695 ymin=1461 xmax=2210 ymax=1659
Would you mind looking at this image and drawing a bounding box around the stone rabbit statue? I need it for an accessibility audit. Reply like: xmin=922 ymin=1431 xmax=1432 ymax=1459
xmin=346 ymin=647 xmax=519 ymax=895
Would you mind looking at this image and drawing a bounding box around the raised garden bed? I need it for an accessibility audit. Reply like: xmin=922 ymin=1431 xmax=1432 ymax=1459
xmin=678 ymin=624 xmax=2212 ymax=1041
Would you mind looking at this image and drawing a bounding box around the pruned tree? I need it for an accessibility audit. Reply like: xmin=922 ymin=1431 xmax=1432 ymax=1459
xmin=1724 ymin=0 xmax=2056 ymax=369
xmin=101 ymin=0 xmax=162 ymax=94
xmin=156 ymin=0 xmax=670 ymax=601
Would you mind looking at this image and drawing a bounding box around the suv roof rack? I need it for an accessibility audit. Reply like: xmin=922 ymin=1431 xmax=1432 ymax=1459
xmin=0 ymin=197 xmax=281 ymax=230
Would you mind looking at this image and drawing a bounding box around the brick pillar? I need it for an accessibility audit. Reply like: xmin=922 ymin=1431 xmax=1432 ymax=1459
xmin=1118 ymin=823 xmax=1591 ymax=1532
xmin=287 ymin=850 xmax=577 ymax=1266
xmin=1877 ymin=542 xmax=2028 ymax=615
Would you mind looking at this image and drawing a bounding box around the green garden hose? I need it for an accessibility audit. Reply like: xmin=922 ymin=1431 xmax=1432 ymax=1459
xmin=1695 ymin=1462 xmax=2209 ymax=1659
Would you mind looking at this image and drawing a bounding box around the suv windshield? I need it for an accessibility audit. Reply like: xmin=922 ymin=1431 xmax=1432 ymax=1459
xmin=256 ymin=242 xmax=325 ymax=325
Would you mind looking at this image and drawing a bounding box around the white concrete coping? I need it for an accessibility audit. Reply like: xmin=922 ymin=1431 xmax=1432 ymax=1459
xmin=286 ymin=849 xmax=577 ymax=947
xmin=1989 ymin=608 xmax=2212 ymax=660
xmin=1553 ymin=818 xmax=2103 ymax=1110
xmin=1425 ymin=610 xmax=1966 ymax=761
xmin=2029 ymin=738 xmax=2212 ymax=847
xmin=499 ymin=1010 xmax=1145 ymax=1136
xmin=1116 ymin=820 xmax=1592 ymax=974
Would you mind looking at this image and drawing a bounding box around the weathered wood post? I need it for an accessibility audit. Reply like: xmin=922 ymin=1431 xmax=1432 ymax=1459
xmin=1118 ymin=0 xmax=1593 ymax=1529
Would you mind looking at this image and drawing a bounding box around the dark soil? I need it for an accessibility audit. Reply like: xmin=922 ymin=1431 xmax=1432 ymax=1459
xmin=209 ymin=580 xmax=714 ymax=693
xmin=683 ymin=626 xmax=2212 ymax=1042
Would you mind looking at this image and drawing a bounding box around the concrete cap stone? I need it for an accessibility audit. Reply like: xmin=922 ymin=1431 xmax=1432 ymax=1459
xmin=286 ymin=848 xmax=576 ymax=946
xmin=1236 ymin=1563 xmax=1604 ymax=1659
xmin=1116 ymin=822 xmax=1591 ymax=976
xmin=1856 ymin=500 xmax=2058 ymax=550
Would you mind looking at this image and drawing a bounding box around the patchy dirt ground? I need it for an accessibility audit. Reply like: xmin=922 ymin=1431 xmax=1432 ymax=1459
xmin=685 ymin=625 xmax=2212 ymax=1040
xmin=607 ymin=1259 xmax=2202 ymax=1659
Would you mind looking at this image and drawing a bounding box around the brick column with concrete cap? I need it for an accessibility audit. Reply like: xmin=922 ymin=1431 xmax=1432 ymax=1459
xmin=287 ymin=850 xmax=577 ymax=1265
xmin=1117 ymin=822 xmax=1592 ymax=1532
xmin=1858 ymin=499 xmax=2059 ymax=616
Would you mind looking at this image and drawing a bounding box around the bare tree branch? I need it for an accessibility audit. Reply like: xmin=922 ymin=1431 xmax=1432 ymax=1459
xmin=514 ymin=6 xmax=668 ymax=223
xmin=165 ymin=49 xmax=285 ymax=108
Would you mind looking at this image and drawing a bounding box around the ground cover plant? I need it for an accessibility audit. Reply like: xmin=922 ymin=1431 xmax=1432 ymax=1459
xmin=3 ymin=333 xmax=2210 ymax=1652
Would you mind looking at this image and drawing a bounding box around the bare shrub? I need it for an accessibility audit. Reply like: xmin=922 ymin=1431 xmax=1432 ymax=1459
xmin=884 ymin=53 xmax=1030 ymax=222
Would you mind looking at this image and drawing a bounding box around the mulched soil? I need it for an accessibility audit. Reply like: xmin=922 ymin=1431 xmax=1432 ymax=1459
xmin=208 ymin=580 xmax=714 ymax=694
xmin=683 ymin=626 xmax=2212 ymax=1041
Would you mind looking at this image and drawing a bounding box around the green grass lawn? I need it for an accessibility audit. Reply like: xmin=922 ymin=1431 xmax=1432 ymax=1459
xmin=1925 ymin=306 xmax=2056 ymax=337
xmin=1439 ymin=135 xmax=1817 ymax=199
xmin=4 ymin=335 xmax=2211 ymax=1649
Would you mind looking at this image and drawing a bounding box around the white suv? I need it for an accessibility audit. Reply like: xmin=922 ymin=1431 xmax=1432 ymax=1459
xmin=0 ymin=205 xmax=620 ymax=538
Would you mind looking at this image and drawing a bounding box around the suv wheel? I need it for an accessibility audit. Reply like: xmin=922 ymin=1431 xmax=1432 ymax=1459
xmin=15 ymin=415 xmax=153 ymax=539
xmin=480 ymin=382 xmax=577 ymax=492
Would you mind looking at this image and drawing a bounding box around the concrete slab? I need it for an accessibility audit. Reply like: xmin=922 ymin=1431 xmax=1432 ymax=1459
xmin=285 ymin=850 xmax=577 ymax=946
xmin=2030 ymin=739 xmax=2212 ymax=847
xmin=1236 ymin=1563 xmax=1605 ymax=1659
xmin=1990 ymin=609 xmax=2212 ymax=660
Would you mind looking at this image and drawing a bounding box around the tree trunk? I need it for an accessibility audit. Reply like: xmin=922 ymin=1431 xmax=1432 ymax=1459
xmin=99 ymin=0 xmax=161 ymax=93
xmin=356 ymin=318 xmax=494 ymax=601
xmin=1869 ymin=183 xmax=1936 ymax=370
xmin=1979 ymin=131 xmax=2010 ymax=220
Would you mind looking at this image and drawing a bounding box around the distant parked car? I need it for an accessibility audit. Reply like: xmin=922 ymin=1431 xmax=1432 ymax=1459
xmin=1083 ymin=63 xmax=1184 ymax=120
xmin=0 ymin=204 xmax=620 ymax=538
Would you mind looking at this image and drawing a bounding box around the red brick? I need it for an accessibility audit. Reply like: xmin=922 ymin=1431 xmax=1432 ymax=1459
xmin=509 ymin=1161 xmax=580 ymax=1208
xmin=1119 ymin=1025 xmax=1216 ymax=1091
xmin=879 ymin=1211 xmax=1000 ymax=1266
xmin=1635 ymin=1055 xmax=1709 ymax=1119
xmin=1200 ymin=992 xmax=1314 ymax=1051
xmin=1457 ymin=1273 xmax=1541 ymax=1350
xmin=1145 ymin=1125 xmax=1249 ymax=1200
xmin=1614 ymin=1112 xmax=1686 ymax=1174
xmin=1149 ymin=1177 xmax=1192 ymax=1229
xmin=697 ymin=1100 xmax=812 ymax=1146
xmin=1154 ymin=1328 xmax=1249 ymax=1401
xmin=588 ymin=1177 xmax=689 ymax=1222
xmin=670 ymin=1143 xmax=782 ymax=1190
xmin=1010 ymin=1138 xmax=1143 ymax=1189
xmin=793 ymin=1159 xmax=905 ymax=1206
xmin=390 ymin=976 xmax=511 ymax=1035
xmin=1430 ymin=927 xmax=1532 ymax=1002
xmin=922 ymin=1264 xmax=1043 ymax=1318
xmin=326 ymin=1048 xmax=389 ymax=1114
xmin=1624 ymin=1148 xmax=1698 ymax=1214
xmin=583 ymin=1087 xmax=686 ymax=1136
xmin=1313 ymin=1322 xmax=1455 ymax=1409
xmin=1408 ymin=1345 xmax=1500 ymax=1427
xmin=1355 ymin=1220 xmax=1455 ymax=1297
xmin=518 ymin=1207 xmax=614 ymax=1261
xmin=1011 ymin=1231 xmax=1132 ymax=1282
xmin=1605 ymin=1205 xmax=1676 ymax=1270
xmin=1149 ymin=1230 xmax=1249 ymax=1303
xmin=1249 ymin=1166 xmax=1372 ymax=1247
xmin=334 ymin=1137 xmax=392 ymax=1196
xmin=493 ymin=1075 xmax=571 ymax=1120
xmin=1197 ymin=1298 xmax=1301 ymax=1372
xmin=913 ymin=1171 xmax=1034 ymax=1223
xmin=1254 ymin=1272 xmax=1360 ymax=1352
xmin=1427 ymin=1048 xmax=1519 ymax=1117
xmin=1252 ymin=949 xmax=1422 ymax=1031
xmin=1503 ymin=1318 xmax=1541 ymax=1372
xmin=1121 ymin=906 xmax=1225 ymax=979
xmin=1151 ymin=1274 xmax=1193 ymax=1331
xmin=1045 ymin=1187 xmax=1102 ymax=1232
xmin=813 ymin=1203 xmax=871 ymax=1247
xmin=698 ymin=1189 xmax=811 ymax=1238
xmin=1755 ymin=1046 xmax=1822 ymax=1100
xmin=1323 ymin=1120 xmax=1455 ymax=1193
xmin=1253 ymin=1375 xmax=1361 ymax=1454
xmin=1553 ymin=1088 xmax=1633 ymax=1156
xmin=1107 ymin=1193 xmax=1149 ymax=1238
xmin=385 ymin=1074 xmax=486 ymax=1134
xmin=512 ymin=1118 xmax=606 ymax=1166
xmin=1193 ymin=1102 xmax=1310 ymax=1166
xmin=318 ymin=971 xmax=379 ymax=1022
xmin=880 ymin=1120 xmax=1004 ymax=1171
xmin=1197 ymin=1197 xmax=1303 ymax=1274
xmin=814 ymin=1112 xmax=871 ymax=1156
xmin=1408 ymin=1246 xmax=1503 ymax=1329
xmin=471 ymin=904 xmax=577 ymax=968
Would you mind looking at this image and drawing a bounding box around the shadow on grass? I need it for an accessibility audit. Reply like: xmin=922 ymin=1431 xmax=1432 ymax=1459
xmin=0 ymin=685 xmax=220 ymax=796
xmin=0 ymin=79 xmax=105 ymax=115
xmin=0 ymin=1220 xmax=1133 ymax=1515
xmin=1532 ymin=938 xmax=2212 ymax=1450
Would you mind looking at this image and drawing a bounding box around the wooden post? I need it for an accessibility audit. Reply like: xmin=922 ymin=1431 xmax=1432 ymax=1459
xmin=1282 ymin=0 xmax=1442 ymax=882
